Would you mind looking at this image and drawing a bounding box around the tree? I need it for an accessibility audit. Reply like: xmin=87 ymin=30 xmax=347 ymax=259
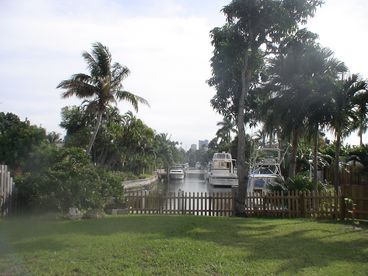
xmin=264 ymin=30 xmax=345 ymax=182
xmin=352 ymin=85 xmax=368 ymax=146
xmin=327 ymin=74 xmax=367 ymax=190
xmin=216 ymin=117 xmax=237 ymax=145
xmin=209 ymin=0 xmax=323 ymax=207
xmin=0 ymin=112 xmax=47 ymax=171
xmin=57 ymin=42 xmax=149 ymax=155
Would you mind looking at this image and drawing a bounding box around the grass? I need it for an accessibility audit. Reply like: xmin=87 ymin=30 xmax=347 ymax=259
xmin=0 ymin=215 xmax=367 ymax=275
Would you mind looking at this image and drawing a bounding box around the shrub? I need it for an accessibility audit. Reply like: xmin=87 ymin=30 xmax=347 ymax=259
xmin=16 ymin=147 xmax=124 ymax=213
xmin=268 ymin=173 xmax=327 ymax=193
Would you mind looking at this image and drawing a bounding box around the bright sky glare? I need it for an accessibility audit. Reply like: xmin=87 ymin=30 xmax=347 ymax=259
xmin=0 ymin=0 xmax=367 ymax=149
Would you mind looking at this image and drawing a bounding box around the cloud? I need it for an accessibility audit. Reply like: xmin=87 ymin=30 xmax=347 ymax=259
xmin=0 ymin=0 xmax=223 ymax=148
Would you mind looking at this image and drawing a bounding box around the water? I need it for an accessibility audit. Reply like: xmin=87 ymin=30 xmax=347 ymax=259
xmin=158 ymin=173 xmax=233 ymax=194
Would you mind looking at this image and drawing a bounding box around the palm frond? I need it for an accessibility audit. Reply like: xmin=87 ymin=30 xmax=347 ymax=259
xmin=57 ymin=73 xmax=97 ymax=98
xmin=111 ymin=63 xmax=130 ymax=89
xmin=92 ymin=42 xmax=111 ymax=77
xmin=116 ymin=90 xmax=150 ymax=112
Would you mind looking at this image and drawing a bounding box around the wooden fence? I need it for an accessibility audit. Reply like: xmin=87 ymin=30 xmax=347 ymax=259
xmin=124 ymin=190 xmax=368 ymax=219
xmin=125 ymin=191 xmax=234 ymax=216
xmin=245 ymin=191 xmax=344 ymax=219
xmin=0 ymin=165 xmax=15 ymax=217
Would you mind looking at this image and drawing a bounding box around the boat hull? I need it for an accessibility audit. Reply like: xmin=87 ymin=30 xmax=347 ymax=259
xmin=169 ymin=173 xmax=185 ymax=180
xmin=209 ymin=176 xmax=238 ymax=187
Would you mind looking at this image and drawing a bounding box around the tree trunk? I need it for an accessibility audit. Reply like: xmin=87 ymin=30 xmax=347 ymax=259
xmin=269 ymin=131 xmax=273 ymax=147
xmin=235 ymin=53 xmax=251 ymax=215
xmin=86 ymin=111 xmax=103 ymax=156
xmin=359 ymin=126 xmax=363 ymax=146
xmin=313 ymin=124 xmax=319 ymax=191
xmin=333 ymin=129 xmax=341 ymax=192
xmin=288 ymin=128 xmax=299 ymax=179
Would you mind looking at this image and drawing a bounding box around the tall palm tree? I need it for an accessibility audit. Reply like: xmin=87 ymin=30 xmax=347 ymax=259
xmin=304 ymin=47 xmax=346 ymax=189
xmin=216 ymin=117 xmax=237 ymax=144
xmin=327 ymin=74 xmax=366 ymax=191
xmin=265 ymin=30 xmax=321 ymax=178
xmin=352 ymin=86 xmax=368 ymax=146
xmin=57 ymin=42 xmax=149 ymax=155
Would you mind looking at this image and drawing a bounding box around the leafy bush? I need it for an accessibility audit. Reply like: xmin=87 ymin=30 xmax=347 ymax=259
xmin=268 ymin=173 xmax=327 ymax=192
xmin=16 ymin=147 xmax=124 ymax=213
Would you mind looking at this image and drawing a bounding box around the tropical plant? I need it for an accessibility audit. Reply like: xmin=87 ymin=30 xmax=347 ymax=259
xmin=216 ymin=117 xmax=237 ymax=145
xmin=57 ymin=42 xmax=149 ymax=155
xmin=208 ymin=0 xmax=323 ymax=206
xmin=0 ymin=112 xmax=47 ymax=171
xmin=327 ymin=74 xmax=367 ymax=190
xmin=352 ymin=83 xmax=368 ymax=146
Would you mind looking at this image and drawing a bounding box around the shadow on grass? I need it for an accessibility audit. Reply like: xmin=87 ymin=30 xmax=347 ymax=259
xmin=1 ymin=215 xmax=368 ymax=274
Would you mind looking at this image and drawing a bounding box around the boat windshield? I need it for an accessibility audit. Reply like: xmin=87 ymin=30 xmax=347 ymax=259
xmin=212 ymin=160 xmax=231 ymax=170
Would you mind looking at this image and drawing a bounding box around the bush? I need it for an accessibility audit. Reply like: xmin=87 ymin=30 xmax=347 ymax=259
xmin=268 ymin=173 xmax=327 ymax=193
xmin=16 ymin=147 xmax=124 ymax=213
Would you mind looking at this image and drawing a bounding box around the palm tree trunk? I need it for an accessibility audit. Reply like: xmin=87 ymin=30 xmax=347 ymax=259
xmin=359 ymin=126 xmax=363 ymax=146
xmin=333 ymin=129 xmax=341 ymax=192
xmin=269 ymin=131 xmax=273 ymax=147
xmin=289 ymin=128 xmax=299 ymax=178
xmin=236 ymin=53 xmax=251 ymax=214
xmin=313 ymin=124 xmax=319 ymax=191
xmin=87 ymin=111 xmax=103 ymax=156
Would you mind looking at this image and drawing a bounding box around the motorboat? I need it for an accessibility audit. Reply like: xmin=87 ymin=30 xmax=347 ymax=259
xmin=169 ymin=165 xmax=185 ymax=180
xmin=247 ymin=147 xmax=284 ymax=194
xmin=208 ymin=152 xmax=238 ymax=187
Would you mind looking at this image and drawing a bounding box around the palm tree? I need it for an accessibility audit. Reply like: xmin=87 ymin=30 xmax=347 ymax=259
xmin=352 ymin=85 xmax=368 ymax=146
xmin=304 ymin=47 xmax=346 ymax=189
xmin=57 ymin=42 xmax=149 ymax=155
xmin=216 ymin=117 xmax=237 ymax=145
xmin=327 ymin=74 xmax=366 ymax=191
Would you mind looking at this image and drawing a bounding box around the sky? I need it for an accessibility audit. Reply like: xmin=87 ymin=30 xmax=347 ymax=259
xmin=0 ymin=0 xmax=367 ymax=149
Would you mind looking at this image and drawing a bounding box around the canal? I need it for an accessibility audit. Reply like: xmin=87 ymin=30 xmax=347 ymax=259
xmin=157 ymin=171 xmax=233 ymax=194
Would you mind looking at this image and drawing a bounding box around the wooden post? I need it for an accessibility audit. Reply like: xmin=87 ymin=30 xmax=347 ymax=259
xmin=231 ymin=188 xmax=236 ymax=217
xmin=340 ymin=191 xmax=346 ymax=220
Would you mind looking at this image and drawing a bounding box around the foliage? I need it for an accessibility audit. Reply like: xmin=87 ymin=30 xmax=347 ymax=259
xmin=346 ymin=145 xmax=368 ymax=167
xmin=16 ymin=147 xmax=124 ymax=213
xmin=209 ymin=0 xmax=323 ymax=194
xmin=57 ymin=42 xmax=149 ymax=154
xmin=60 ymin=105 xmax=182 ymax=173
xmin=268 ymin=173 xmax=327 ymax=192
xmin=0 ymin=112 xmax=47 ymax=171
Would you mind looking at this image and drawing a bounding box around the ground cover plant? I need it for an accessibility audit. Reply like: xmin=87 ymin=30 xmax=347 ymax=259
xmin=0 ymin=216 xmax=367 ymax=275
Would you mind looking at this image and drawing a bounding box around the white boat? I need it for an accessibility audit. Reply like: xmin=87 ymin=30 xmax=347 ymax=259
xmin=208 ymin=152 xmax=238 ymax=187
xmin=169 ymin=166 xmax=185 ymax=180
xmin=247 ymin=147 xmax=284 ymax=194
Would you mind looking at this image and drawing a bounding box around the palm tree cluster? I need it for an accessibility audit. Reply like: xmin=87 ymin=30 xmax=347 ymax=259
xmin=57 ymin=42 xmax=149 ymax=155
xmin=209 ymin=1 xmax=368 ymax=194
xmin=57 ymin=42 xmax=184 ymax=173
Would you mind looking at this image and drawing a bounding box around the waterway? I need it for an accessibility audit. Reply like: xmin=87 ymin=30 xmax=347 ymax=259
xmin=157 ymin=173 xmax=233 ymax=194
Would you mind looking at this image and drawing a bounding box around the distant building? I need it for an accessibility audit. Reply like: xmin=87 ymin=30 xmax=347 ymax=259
xmin=190 ymin=144 xmax=197 ymax=151
xmin=198 ymin=139 xmax=209 ymax=151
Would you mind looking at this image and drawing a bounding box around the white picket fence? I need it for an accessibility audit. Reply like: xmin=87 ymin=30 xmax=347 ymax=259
xmin=0 ymin=165 xmax=15 ymax=216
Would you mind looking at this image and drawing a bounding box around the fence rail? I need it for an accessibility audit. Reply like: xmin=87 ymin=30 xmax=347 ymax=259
xmin=124 ymin=190 xmax=368 ymax=219
xmin=245 ymin=191 xmax=345 ymax=219
xmin=0 ymin=165 xmax=15 ymax=217
xmin=125 ymin=191 xmax=234 ymax=216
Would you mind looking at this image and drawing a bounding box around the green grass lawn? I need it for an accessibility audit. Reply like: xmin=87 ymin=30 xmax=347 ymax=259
xmin=0 ymin=215 xmax=367 ymax=275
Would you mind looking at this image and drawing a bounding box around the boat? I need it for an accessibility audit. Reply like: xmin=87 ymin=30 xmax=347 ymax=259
xmin=247 ymin=147 xmax=284 ymax=194
xmin=208 ymin=152 xmax=238 ymax=187
xmin=169 ymin=165 xmax=185 ymax=180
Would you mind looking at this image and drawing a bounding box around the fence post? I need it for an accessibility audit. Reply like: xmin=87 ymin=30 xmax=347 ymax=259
xmin=340 ymin=191 xmax=346 ymax=220
xmin=231 ymin=188 xmax=236 ymax=216
xmin=299 ymin=192 xmax=305 ymax=218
